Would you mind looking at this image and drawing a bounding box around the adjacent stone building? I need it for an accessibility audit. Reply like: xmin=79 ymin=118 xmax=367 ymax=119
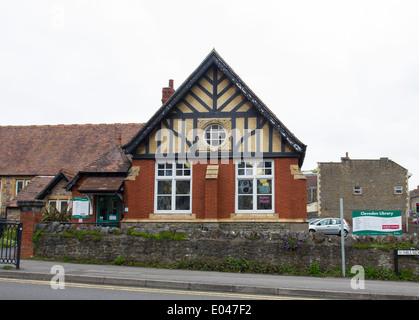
xmin=0 ymin=123 xmax=143 ymax=219
xmin=318 ymin=155 xmax=410 ymax=228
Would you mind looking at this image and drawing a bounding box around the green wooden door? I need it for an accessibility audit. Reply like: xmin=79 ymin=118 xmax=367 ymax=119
xmin=97 ymin=195 xmax=120 ymax=227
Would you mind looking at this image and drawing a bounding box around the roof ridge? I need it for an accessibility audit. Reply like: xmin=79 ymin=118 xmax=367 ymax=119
xmin=0 ymin=123 xmax=143 ymax=128
xmin=0 ymin=122 xmax=144 ymax=176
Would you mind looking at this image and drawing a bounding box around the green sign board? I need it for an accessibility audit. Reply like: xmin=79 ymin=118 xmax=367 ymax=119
xmin=72 ymin=197 xmax=90 ymax=219
xmin=352 ymin=210 xmax=402 ymax=236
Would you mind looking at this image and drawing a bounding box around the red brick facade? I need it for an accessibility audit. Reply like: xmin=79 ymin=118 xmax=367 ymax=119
xmin=275 ymin=158 xmax=307 ymax=219
xmin=124 ymin=159 xmax=155 ymax=220
xmin=123 ymin=158 xmax=306 ymax=221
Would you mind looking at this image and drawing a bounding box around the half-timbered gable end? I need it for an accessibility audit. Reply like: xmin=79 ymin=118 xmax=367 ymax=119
xmin=125 ymin=50 xmax=306 ymax=165
xmin=123 ymin=50 xmax=307 ymax=229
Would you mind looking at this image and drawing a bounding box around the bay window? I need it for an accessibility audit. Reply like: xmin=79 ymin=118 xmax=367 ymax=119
xmin=236 ymin=160 xmax=274 ymax=213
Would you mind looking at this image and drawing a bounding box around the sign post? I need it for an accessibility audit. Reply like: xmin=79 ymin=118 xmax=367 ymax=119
xmin=394 ymin=249 xmax=419 ymax=275
xmin=340 ymin=198 xmax=345 ymax=277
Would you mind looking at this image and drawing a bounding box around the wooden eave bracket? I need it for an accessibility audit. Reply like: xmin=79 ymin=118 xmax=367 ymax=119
xmin=290 ymin=165 xmax=306 ymax=180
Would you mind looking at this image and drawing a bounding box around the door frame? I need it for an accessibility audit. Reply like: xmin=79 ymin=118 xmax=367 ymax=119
xmin=96 ymin=195 xmax=120 ymax=227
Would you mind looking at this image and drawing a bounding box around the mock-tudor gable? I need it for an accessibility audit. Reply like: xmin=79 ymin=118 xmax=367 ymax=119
xmin=124 ymin=50 xmax=306 ymax=167
xmin=122 ymin=51 xmax=308 ymax=230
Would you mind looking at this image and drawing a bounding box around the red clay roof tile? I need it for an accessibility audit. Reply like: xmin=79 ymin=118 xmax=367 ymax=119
xmin=0 ymin=123 xmax=144 ymax=176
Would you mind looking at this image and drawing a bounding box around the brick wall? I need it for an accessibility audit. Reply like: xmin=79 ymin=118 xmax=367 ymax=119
xmin=124 ymin=159 xmax=155 ymax=219
xmin=217 ymin=160 xmax=235 ymax=219
xmin=275 ymin=158 xmax=307 ymax=219
xmin=124 ymin=158 xmax=306 ymax=221
xmin=191 ymin=162 xmax=205 ymax=219
xmin=18 ymin=200 xmax=44 ymax=258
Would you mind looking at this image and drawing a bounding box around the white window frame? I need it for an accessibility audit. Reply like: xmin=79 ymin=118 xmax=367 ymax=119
xmin=353 ymin=186 xmax=362 ymax=195
xmin=394 ymin=186 xmax=403 ymax=194
xmin=235 ymin=160 xmax=274 ymax=213
xmin=48 ymin=199 xmax=69 ymax=212
xmin=154 ymin=161 xmax=192 ymax=214
xmin=203 ymin=124 xmax=227 ymax=147
xmin=16 ymin=179 xmax=31 ymax=195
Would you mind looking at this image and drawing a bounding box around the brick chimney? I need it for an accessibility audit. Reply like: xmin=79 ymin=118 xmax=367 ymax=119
xmin=341 ymin=152 xmax=350 ymax=162
xmin=161 ymin=79 xmax=175 ymax=105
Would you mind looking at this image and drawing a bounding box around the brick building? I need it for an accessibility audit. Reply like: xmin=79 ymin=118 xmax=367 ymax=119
xmin=66 ymin=146 xmax=131 ymax=226
xmin=122 ymin=50 xmax=308 ymax=231
xmin=318 ymin=155 xmax=410 ymax=228
xmin=2 ymin=51 xmax=308 ymax=232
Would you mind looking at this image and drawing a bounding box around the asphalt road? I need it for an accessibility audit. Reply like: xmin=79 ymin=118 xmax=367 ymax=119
xmin=0 ymin=277 xmax=286 ymax=300
xmin=1 ymin=259 xmax=419 ymax=300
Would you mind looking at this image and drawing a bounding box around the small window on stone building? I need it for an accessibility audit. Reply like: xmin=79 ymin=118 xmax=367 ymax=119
xmin=15 ymin=179 xmax=31 ymax=195
xmin=394 ymin=186 xmax=403 ymax=194
xmin=353 ymin=186 xmax=362 ymax=195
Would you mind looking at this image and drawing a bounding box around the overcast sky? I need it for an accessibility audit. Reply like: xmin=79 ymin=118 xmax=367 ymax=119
xmin=1 ymin=1 xmax=419 ymax=192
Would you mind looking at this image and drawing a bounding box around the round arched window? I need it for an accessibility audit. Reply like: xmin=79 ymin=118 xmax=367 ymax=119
xmin=203 ymin=124 xmax=227 ymax=147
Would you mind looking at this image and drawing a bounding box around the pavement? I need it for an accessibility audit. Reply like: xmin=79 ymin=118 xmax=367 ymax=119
xmin=0 ymin=259 xmax=419 ymax=300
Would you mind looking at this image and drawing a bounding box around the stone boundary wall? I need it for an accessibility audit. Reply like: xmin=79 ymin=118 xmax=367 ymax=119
xmin=33 ymin=222 xmax=419 ymax=274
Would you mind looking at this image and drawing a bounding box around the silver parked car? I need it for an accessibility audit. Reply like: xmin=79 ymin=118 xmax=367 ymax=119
xmin=309 ymin=218 xmax=350 ymax=237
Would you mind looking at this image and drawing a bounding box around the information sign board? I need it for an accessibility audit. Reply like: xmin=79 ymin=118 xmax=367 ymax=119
xmin=352 ymin=210 xmax=402 ymax=236
xmin=72 ymin=197 xmax=90 ymax=219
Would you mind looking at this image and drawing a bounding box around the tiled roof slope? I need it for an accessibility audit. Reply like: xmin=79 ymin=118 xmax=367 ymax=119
xmin=81 ymin=146 xmax=132 ymax=173
xmin=0 ymin=123 xmax=144 ymax=176
xmin=78 ymin=177 xmax=126 ymax=193
xmin=8 ymin=176 xmax=54 ymax=207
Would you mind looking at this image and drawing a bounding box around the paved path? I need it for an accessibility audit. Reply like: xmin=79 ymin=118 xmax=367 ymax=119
xmin=0 ymin=259 xmax=418 ymax=299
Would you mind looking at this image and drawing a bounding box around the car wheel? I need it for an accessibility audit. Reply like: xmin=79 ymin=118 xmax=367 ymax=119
xmin=309 ymin=229 xmax=316 ymax=233
xmin=339 ymin=230 xmax=348 ymax=237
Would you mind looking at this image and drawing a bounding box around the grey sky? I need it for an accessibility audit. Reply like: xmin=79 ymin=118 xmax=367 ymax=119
xmin=1 ymin=1 xmax=419 ymax=192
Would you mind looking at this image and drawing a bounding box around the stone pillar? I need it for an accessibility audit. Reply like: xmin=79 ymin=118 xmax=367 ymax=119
xmin=18 ymin=200 xmax=45 ymax=258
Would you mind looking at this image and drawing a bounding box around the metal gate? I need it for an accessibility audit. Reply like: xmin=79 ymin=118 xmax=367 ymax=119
xmin=0 ymin=220 xmax=22 ymax=269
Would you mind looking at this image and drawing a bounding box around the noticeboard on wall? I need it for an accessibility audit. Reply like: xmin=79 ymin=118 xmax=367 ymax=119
xmin=352 ymin=210 xmax=402 ymax=236
xmin=72 ymin=197 xmax=90 ymax=219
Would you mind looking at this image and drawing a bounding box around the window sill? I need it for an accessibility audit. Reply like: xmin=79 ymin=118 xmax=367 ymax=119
xmin=149 ymin=213 xmax=196 ymax=220
xmin=229 ymin=213 xmax=279 ymax=222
